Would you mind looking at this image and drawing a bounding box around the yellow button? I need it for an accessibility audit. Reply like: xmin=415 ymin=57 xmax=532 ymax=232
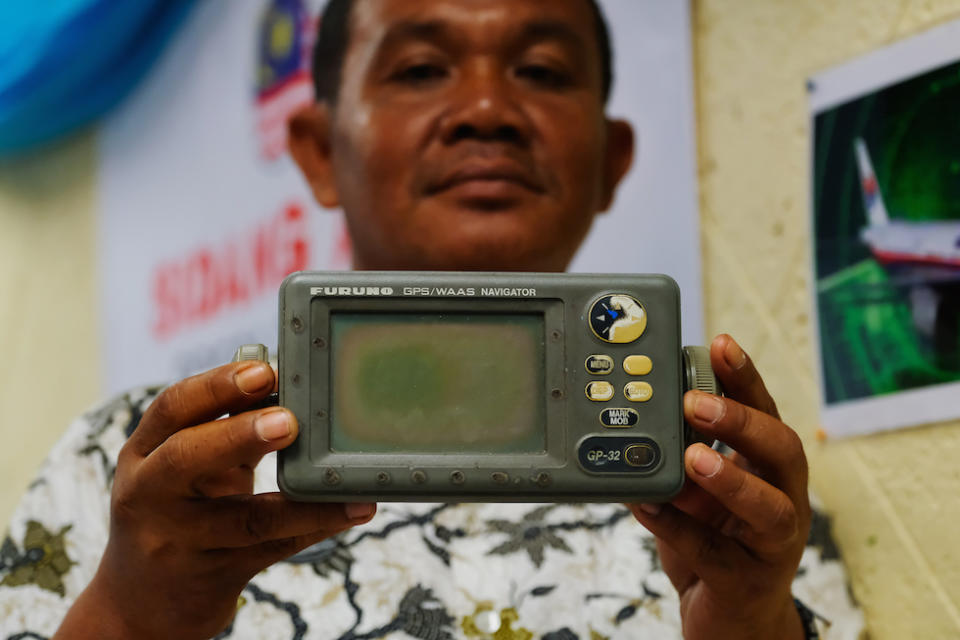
xmin=586 ymin=381 xmax=615 ymax=401
xmin=624 ymin=381 xmax=653 ymax=402
xmin=585 ymin=355 xmax=614 ymax=375
xmin=623 ymin=355 xmax=652 ymax=376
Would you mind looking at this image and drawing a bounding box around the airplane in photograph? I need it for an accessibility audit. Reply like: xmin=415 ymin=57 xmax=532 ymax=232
xmin=856 ymin=137 xmax=960 ymax=275
xmin=854 ymin=137 xmax=959 ymax=364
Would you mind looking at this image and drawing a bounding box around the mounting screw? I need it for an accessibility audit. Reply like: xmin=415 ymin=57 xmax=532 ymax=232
xmin=411 ymin=470 xmax=428 ymax=484
xmin=550 ymin=329 xmax=562 ymax=342
xmin=450 ymin=470 xmax=465 ymax=485
xmin=551 ymin=388 xmax=563 ymax=399
xmin=313 ymin=337 xmax=326 ymax=349
xmin=291 ymin=316 xmax=304 ymax=333
xmin=323 ymin=468 xmax=341 ymax=485
xmin=376 ymin=471 xmax=391 ymax=485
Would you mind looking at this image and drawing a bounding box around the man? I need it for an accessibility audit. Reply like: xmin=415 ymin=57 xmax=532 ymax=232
xmin=0 ymin=0 xmax=849 ymax=638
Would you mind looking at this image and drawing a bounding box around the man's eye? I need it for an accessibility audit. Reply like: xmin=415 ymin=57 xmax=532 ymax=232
xmin=515 ymin=64 xmax=572 ymax=89
xmin=391 ymin=63 xmax=448 ymax=84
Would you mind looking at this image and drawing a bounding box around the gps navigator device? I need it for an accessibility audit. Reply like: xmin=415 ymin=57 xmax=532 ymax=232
xmin=234 ymin=271 xmax=719 ymax=503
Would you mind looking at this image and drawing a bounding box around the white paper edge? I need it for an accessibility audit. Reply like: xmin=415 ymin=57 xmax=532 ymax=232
xmin=818 ymin=381 xmax=960 ymax=437
xmin=807 ymin=17 xmax=960 ymax=437
xmin=808 ymin=19 xmax=960 ymax=113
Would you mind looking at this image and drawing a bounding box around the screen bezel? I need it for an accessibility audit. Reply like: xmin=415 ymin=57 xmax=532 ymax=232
xmin=308 ymin=297 xmax=567 ymax=469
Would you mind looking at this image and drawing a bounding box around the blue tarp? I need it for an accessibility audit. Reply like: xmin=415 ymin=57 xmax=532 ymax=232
xmin=0 ymin=0 xmax=195 ymax=156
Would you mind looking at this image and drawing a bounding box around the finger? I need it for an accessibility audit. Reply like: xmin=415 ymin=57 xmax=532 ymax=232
xmin=191 ymin=465 xmax=255 ymax=498
xmin=193 ymin=493 xmax=376 ymax=549
xmin=684 ymin=391 xmax=807 ymax=500
xmin=653 ymin=538 xmax=698 ymax=595
xmin=669 ymin=451 xmax=758 ymax=526
xmin=628 ymin=502 xmax=750 ymax=591
xmin=664 ymin=451 xmax=760 ymax=540
xmin=235 ymin=512 xmax=373 ymax=576
xmin=710 ymin=334 xmax=779 ymax=419
xmin=141 ymin=408 xmax=297 ymax=495
xmin=669 ymin=480 xmax=730 ymax=529
xmin=684 ymin=444 xmax=802 ymax=556
xmin=129 ymin=362 xmax=276 ymax=456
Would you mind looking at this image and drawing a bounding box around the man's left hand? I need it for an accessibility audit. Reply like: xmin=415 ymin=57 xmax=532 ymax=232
xmin=629 ymin=334 xmax=810 ymax=640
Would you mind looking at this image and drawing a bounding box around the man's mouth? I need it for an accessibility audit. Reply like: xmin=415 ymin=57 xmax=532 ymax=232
xmin=426 ymin=162 xmax=545 ymax=199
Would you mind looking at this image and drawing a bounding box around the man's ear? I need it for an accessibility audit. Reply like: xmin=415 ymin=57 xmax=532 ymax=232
xmin=287 ymin=103 xmax=340 ymax=208
xmin=599 ymin=118 xmax=635 ymax=212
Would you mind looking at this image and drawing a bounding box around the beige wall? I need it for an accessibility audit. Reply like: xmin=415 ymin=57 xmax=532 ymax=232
xmin=0 ymin=131 xmax=100 ymax=525
xmin=3 ymin=1 xmax=960 ymax=637
xmin=694 ymin=1 xmax=960 ymax=638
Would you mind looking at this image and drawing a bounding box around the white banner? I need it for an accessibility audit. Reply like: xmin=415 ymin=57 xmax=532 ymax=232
xmin=98 ymin=0 xmax=702 ymax=393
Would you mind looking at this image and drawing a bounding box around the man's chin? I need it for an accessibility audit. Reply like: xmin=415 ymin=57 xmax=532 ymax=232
xmin=429 ymin=194 xmax=537 ymax=216
xmin=350 ymin=199 xmax=591 ymax=272
xmin=396 ymin=235 xmax=576 ymax=272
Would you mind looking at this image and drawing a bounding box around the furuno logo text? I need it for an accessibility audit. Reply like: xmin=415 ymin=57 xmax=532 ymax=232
xmin=310 ymin=286 xmax=395 ymax=296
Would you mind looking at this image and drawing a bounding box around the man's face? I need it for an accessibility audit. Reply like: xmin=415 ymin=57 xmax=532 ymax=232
xmin=293 ymin=0 xmax=633 ymax=271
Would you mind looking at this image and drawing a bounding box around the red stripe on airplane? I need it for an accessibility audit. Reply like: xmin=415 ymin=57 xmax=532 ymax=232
xmin=872 ymin=249 xmax=960 ymax=269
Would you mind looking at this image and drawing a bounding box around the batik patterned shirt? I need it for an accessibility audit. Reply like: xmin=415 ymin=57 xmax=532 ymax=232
xmin=0 ymin=387 xmax=864 ymax=639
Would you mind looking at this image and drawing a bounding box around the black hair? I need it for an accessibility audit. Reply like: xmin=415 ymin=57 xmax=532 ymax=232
xmin=311 ymin=0 xmax=614 ymax=105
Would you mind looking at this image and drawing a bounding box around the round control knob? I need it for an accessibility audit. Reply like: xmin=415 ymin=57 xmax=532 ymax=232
xmin=682 ymin=346 xmax=721 ymax=396
xmin=232 ymin=343 xmax=269 ymax=363
xmin=682 ymin=346 xmax=722 ymax=447
xmin=229 ymin=343 xmax=279 ymax=414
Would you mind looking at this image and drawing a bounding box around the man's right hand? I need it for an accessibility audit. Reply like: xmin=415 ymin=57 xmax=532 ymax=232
xmin=54 ymin=362 xmax=377 ymax=640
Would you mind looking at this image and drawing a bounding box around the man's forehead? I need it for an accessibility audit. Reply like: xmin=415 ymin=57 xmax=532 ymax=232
xmin=348 ymin=0 xmax=597 ymax=48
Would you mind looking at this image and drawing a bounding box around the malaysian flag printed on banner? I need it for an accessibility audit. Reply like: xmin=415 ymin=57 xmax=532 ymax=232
xmin=255 ymin=0 xmax=317 ymax=161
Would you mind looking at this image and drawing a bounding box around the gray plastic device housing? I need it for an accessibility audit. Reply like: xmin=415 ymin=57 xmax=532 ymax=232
xmin=275 ymin=271 xmax=705 ymax=503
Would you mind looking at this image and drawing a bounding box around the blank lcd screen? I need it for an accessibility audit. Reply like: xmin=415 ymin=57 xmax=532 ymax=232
xmin=329 ymin=313 xmax=545 ymax=453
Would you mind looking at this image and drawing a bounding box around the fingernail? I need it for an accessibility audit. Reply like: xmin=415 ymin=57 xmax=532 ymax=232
xmin=724 ymin=339 xmax=747 ymax=370
xmin=236 ymin=364 xmax=273 ymax=395
xmin=255 ymin=410 xmax=291 ymax=441
xmin=691 ymin=446 xmax=722 ymax=478
xmin=693 ymin=393 xmax=726 ymax=424
xmin=638 ymin=503 xmax=661 ymax=516
xmin=345 ymin=503 xmax=376 ymax=520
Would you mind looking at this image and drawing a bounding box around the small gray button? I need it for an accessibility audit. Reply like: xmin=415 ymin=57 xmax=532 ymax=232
xmin=624 ymin=443 xmax=658 ymax=468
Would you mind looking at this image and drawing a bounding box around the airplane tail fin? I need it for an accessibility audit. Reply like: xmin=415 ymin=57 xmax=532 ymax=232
xmin=854 ymin=138 xmax=890 ymax=226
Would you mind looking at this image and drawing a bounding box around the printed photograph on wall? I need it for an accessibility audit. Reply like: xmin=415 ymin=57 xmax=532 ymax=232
xmin=809 ymin=20 xmax=960 ymax=436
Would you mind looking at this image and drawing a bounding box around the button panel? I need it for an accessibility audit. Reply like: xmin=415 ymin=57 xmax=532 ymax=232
xmin=624 ymin=381 xmax=653 ymax=402
xmin=623 ymin=355 xmax=652 ymax=375
xmin=586 ymin=381 xmax=615 ymax=401
xmin=585 ymin=355 xmax=615 ymax=375
xmin=579 ymin=289 xmax=665 ymax=476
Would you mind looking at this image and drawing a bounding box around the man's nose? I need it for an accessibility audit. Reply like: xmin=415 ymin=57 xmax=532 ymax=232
xmin=439 ymin=63 xmax=531 ymax=146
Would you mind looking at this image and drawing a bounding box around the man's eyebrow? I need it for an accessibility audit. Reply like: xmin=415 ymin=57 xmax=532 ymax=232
xmin=518 ymin=20 xmax=587 ymax=51
xmin=378 ymin=20 xmax=450 ymax=50
xmin=375 ymin=19 xmax=587 ymax=53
